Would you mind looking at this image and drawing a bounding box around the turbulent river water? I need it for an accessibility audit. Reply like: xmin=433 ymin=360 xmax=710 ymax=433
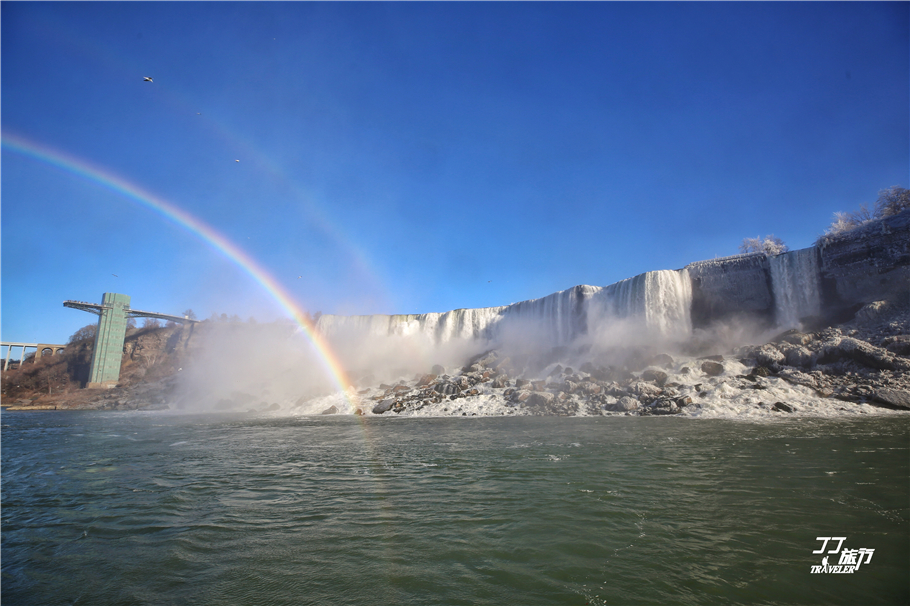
xmin=2 ymin=411 xmax=907 ymax=605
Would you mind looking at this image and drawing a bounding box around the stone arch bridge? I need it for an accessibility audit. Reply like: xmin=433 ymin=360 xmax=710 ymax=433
xmin=1 ymin=342 xmax=67 ymax=371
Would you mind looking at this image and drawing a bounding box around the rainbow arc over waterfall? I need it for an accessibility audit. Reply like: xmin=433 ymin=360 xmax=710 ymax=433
xmin=2 ymin=132 xmax=354 ymax=404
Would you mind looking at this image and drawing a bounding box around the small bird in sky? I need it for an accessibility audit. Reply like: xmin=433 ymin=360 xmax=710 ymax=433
xmin=143 ymin=76 xmax=153 ymax=82
xmin=112 ymin=274 xmax=118 ymax=277
xmin=298 ymin=276 xmax=302 ymax=279
xmin=235 ymin=159 xmax=240 ymax=162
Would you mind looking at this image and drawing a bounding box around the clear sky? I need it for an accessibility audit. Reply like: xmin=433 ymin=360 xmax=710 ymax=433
xmin=2 ymin=2 xmax=908 ymax=346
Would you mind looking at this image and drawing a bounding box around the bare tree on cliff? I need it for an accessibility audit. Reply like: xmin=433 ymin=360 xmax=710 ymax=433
xmin=739 ymin=235 xmax=788 ymax=255
xmin=819 ymin=186 xmax=909 ymax=242
xmin=874 ymin=185 xmax=910 ymax=218
xmin=68 ymin=324 xmax=96 ymax=344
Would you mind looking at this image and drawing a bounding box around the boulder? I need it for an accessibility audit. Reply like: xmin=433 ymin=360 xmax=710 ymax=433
xmin=771 ymin=402 xmax=794 ymax=413
xmin=511 ymin=390 xmax=531 ymax=403
xmin=527 ymin=392 xmax=556 ymax=408
xmin=701 ymin=360 xmax=725 ymax=376
xmin=608 ymin=396 xmax=640 ymax=412
xmin=629 ymin=381 xmax=662 ymax=401
xmin=434 ymin=382 xmax=460 ymax=396
xmin=882 ymin=335 xmax=910 ymax=356
xmin=417 ymin=374 xmax=437 ymax=387
xmin=783 ymin=345 xmax=814 ymax=369
xmin=817 ymin=336 xmax=910 ymax=371
xmin=640 ymin=369 xmax=668 ymax=386
xmin=580 ymin=381 xmax=603 ymax=395
xmin=872 ymin=388 xmax=910 ymax=410
xmin=675 ymin=396 xmax=693 ymax=407
xmin=854 ymin=300 xmax=896 ymax=324
xmin=320 ymin=405 xmax=338 ymax=415
xmin=642 ymin=398 xmax=680 ymax=415
xmin=372 ymin=399 xmax=395 ymax=414
xmin=755 ymin=344 xmax=786 ymax=367
xmin=648 ymin=353 xmax=675 ymax=368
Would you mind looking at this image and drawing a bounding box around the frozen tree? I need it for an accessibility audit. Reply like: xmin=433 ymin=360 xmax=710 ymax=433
xmin=739 ymin=235 xmax=788 ymax=255
xmin=874 ymin=185 xmax=910 ymax=218
xmin=819 ymin=186 xmax=909 ymax=242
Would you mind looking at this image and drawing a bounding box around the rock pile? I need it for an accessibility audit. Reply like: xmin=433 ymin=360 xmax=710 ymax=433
xmin=354 ymin=300 xmax=910 ymax=417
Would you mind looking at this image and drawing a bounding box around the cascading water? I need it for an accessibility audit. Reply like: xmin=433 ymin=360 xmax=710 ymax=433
xmin=595 ymin=269 xmax=693 ymax=340
xmin=315 ymin=271 xmax=693 ymax=349
xmin=496 ymin=285 xmax=601 ymax=347
xmin=315 ymin=307 xmax=508 ymax=345
xmin=768 ymin=248 xmax=822 ymax=329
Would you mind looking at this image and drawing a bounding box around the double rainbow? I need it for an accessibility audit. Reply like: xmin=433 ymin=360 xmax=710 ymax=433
xmin=2 ymin=132 xmax=355 ymax=405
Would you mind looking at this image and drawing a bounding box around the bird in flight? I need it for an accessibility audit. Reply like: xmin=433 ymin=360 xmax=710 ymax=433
xmin=143 ymin=77 xmax=153 ymax=82
xmin=112 ymin=274 xmax=118 ymax=277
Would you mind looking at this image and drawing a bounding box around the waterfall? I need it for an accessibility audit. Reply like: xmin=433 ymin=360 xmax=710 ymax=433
xmin=315 ymin=306 xmax=507 ymax=345
xmin=768 ymin=248 xmax=822 ymax=329
xmin=596 ymin=269 xmax=693 ymax=339
xmin=315 ymin=272 xmax=693 ymax=348
xmin=496 ymin=285 xmax=601 ymax=346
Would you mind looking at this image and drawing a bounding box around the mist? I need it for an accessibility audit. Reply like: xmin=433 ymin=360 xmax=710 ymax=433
xmin=170 ymin=254 xmax=825 ymax=415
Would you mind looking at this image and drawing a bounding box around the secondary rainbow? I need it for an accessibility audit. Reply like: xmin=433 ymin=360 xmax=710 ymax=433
xmin=2 ymin=132 xmax=355 ymax=404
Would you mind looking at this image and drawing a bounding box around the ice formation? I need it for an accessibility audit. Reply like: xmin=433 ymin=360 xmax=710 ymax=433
xmin=769 ymin=248 xmax=822 ymax=329
xmin=315 ymin=269 xmax=694 ymax=348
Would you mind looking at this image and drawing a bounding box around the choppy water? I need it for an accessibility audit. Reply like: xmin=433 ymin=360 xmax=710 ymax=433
xmin=2 ymin=412 xmax=908 ymax=605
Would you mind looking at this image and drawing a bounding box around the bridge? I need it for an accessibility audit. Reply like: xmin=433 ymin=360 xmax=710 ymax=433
xmin=64 ymin=293 xmax=200 ymax=388
xmin=1 ymin=342 xmax=68 ymax=371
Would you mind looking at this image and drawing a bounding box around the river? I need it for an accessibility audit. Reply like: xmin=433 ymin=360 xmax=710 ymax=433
xmin=2 ymin=411 xmax=907 ymax=605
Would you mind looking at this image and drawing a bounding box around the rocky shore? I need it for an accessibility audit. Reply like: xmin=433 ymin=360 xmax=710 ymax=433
xmin=4 ymin=299 xmax=908 ymax=420
xmin=324 ymin=299 xmax=910 ymax=419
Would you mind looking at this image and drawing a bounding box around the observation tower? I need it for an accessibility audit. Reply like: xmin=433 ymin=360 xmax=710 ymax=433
xmin=64 ymin=293 xmax=199 ymax=388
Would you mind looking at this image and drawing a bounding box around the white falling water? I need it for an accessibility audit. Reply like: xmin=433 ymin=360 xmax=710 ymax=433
xmin=595 ymin=269 xmax=693 ymax=340
xmin=315 ymin=271 xmax=693 ymax=348
xmin=496 ymin=285 xmax=602 ymax=346
xmin=768 ymin=248 xmax=822 ymax=329
xmin=315 ymin=307 xmax=508 ymax=345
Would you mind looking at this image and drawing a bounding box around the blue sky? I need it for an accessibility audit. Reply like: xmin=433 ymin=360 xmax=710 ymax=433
xmin=2 ymin=2 xmax=908 ymax=346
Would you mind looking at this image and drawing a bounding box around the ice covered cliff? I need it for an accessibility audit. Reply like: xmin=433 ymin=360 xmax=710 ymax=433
xmin=317 ymin=209 xmax=909 ymax=349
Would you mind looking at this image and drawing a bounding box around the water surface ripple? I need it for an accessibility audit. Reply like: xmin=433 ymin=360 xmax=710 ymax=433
xmin=2 ymin=413 xmax=907 ymax=605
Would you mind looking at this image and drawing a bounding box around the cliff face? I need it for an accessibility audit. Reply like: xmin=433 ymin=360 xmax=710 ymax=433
xmin=1 ymin=323 xmax=199 ymax=409
xmin=318 ymin=209 xmax=910 ymax=344
xmin=685 ymin=253 xmax=774 ymax=328
xmin=817 ymin=210 xmax=910 ymax=309
xmin=3 ymin=211 xmax=907 ymax=412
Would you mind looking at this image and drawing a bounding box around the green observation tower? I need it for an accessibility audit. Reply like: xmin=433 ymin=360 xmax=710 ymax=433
xmin=64 ymin=293 xmax=199 ymax=388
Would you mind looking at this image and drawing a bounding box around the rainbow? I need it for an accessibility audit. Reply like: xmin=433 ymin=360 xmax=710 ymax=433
xmin=2 ymin=132 xmax=355 ymax=405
